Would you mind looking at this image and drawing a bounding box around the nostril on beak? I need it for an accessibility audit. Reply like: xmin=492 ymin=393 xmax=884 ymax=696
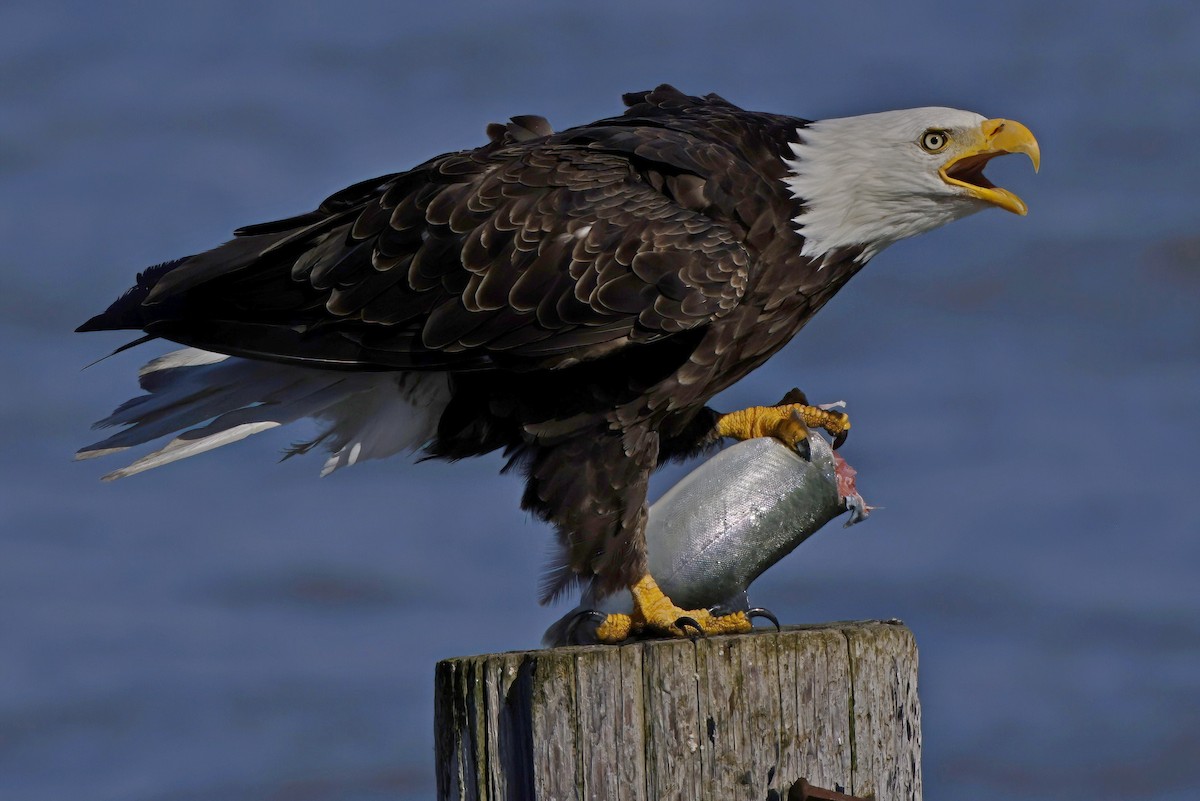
xmin=989 ymin=121 xmax=1006 ymax=137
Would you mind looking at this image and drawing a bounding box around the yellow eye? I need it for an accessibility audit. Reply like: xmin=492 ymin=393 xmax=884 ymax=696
xmin=920 ymin=130 xmax=950 ymax=152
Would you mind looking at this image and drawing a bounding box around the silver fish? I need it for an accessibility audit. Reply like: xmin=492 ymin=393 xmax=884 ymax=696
xmin=544 ymin=432 xmax=868 ymax=646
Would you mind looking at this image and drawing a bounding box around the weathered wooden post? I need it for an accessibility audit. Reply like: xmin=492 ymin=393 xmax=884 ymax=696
xmin=434 ymin=621 xmax=921 ymax=800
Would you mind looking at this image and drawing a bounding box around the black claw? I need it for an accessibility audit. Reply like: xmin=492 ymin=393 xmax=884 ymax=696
xmin=832 ymin=428 xmax=848 ymax=450
xmin=674 ymin=616 xmax=705 ymax=638
xmin=747 ymin=607 xmax=781 ymax=630
xmin=792 ymin=424 xmax=813 ymax=459
xmin=565 ymin=610 xmax=608 ymax=644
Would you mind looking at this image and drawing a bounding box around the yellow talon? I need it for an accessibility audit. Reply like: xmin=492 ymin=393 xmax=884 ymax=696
xmin=595 ymin=613 xmax=633 ymax=642
xmin=593 ymin=574 xmax=753 ymax=643
xmin=716 ymin=403 xmax=849 ymax=448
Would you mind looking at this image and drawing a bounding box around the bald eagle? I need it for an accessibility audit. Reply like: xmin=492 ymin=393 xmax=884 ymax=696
xmin=78 ymin=85 xmax=1038 ymax=640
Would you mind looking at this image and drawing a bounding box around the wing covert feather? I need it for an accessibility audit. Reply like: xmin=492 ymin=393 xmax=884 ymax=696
xmin=293 ymin=144 xmax=752 ymax=368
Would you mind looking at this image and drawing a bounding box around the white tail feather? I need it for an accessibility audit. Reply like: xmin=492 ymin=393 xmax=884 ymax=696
xmin=102 ymin=422 xmax=281 ymax=481
xmin=79 ymin=348 xmax=451 ymax=478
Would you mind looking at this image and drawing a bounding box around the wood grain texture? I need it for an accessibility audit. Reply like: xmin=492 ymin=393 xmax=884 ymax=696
xmin=846 ymin=623 xmax=922 ymax=801
xmin=434 ymin=621 xmax=920 ymax=801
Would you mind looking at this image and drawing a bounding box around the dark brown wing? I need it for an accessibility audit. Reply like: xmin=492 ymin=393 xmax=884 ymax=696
xmin=83 ymin=131 xmax=753 ymax=373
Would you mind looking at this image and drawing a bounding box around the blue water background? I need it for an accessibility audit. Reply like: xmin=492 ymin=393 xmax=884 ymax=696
xmin=2 ymin=1 xmax=1197 ymax=799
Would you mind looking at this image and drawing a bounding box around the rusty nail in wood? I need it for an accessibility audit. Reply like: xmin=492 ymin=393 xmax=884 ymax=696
xmin=788 ymin=777 xmax=873 ymax=801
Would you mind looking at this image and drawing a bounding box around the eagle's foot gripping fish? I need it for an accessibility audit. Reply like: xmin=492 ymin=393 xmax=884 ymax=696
xmin=716 ymin=402 xmax=851 ymax=450
xmin=545 ymin=431 xmax=870 ymax=647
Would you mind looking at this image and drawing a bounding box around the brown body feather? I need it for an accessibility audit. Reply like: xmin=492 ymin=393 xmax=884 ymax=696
xmin=80 ymin=85 xmax=867 ymax=600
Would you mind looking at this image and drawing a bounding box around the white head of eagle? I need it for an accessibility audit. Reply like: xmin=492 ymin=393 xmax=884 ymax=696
xmin=784 ymin=107 xmax=1040 ymax=263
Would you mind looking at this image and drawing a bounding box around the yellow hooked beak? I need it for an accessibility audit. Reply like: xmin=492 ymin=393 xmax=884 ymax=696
xmin=939 ymin=118 xmax=1040 ymax=215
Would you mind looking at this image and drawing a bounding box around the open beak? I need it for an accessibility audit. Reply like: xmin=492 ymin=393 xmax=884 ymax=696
xmin=939 ymin=118 xmax=1040 ymax=215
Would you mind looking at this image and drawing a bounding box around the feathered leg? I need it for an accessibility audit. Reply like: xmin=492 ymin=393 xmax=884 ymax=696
xmin=523 ymin=425 xmax=656 ymax=604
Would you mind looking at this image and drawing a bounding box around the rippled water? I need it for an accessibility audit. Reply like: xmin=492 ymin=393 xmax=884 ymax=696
xmin=2 ymin=2 xmax=1197 ymax=799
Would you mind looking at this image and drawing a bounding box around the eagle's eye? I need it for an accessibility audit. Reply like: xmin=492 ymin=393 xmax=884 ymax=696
xmin=919 ymin=130 xmax=950 ymax=153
